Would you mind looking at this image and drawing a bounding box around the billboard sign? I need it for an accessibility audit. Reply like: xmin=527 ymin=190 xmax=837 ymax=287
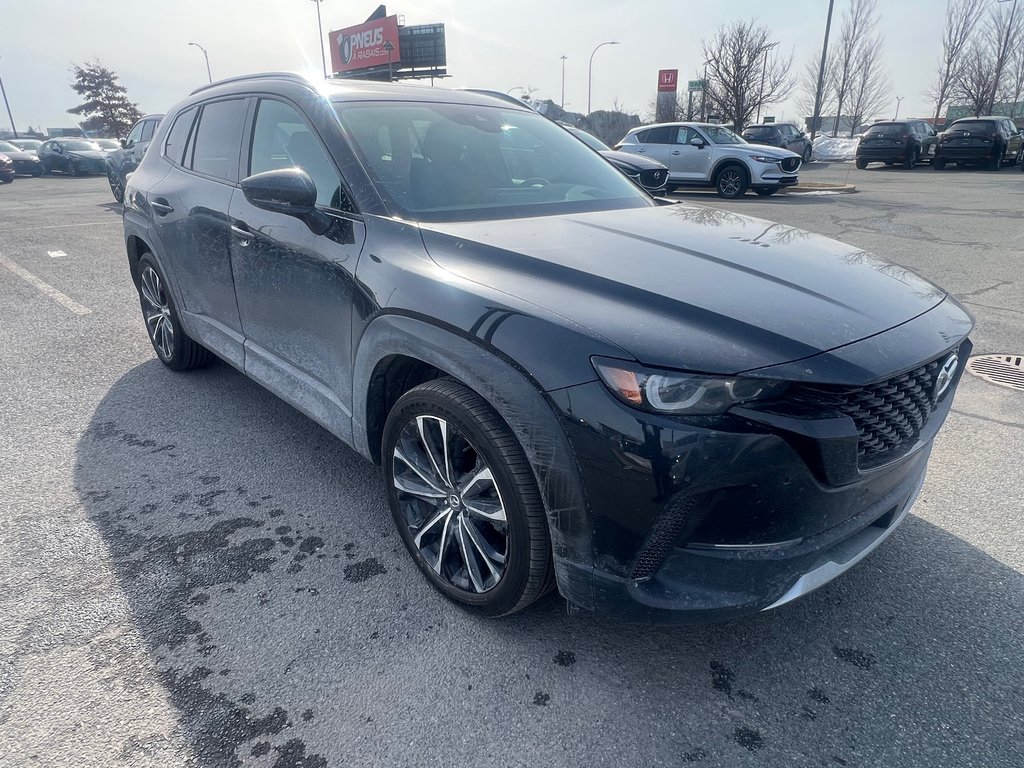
xmin=330 ymin=15 xmax=401 ymax=73
xmin=657 ymin=69 xmax=678 ymax=93
xmin=688 ymin=79 xmax=707 ymax=92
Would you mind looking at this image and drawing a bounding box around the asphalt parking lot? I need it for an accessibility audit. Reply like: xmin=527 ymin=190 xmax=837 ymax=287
xmin=1 ymin=166 xmax=1022 ymax=768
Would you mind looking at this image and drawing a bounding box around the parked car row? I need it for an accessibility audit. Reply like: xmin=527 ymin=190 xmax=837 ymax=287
xmin=854 ymin=116 xmax=1023 ymax=171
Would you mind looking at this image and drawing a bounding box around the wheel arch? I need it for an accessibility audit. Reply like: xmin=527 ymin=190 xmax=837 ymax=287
xmin=710 ymin=158 xmax=750 ymax=183
xmin=353 ymin=312 xmax=596 ymax=606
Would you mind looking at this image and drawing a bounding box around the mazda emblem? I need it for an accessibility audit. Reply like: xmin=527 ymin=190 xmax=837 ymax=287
xmin=934 ymin=353 xmax=959 ymax=400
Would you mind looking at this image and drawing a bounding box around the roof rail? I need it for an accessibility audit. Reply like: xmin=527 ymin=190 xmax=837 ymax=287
xmin=190 ymin=71 xmax=314 ymax=96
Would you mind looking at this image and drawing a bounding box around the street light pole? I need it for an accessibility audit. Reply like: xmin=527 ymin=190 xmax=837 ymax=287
xmin=384 ymin=41 xmax=394 ymax=82
xmin=560 ymin=55 xmax=567 ymax=109
xmin=188 ymin=42 xmax=212 ymax=84
xmin=894 ymin=96 xmax=904 ymax=120
xmin=810 ymin=0 xmax=836 ymax=140
xmin=701 ymin=60 xmax=711 ymax=121
xmin=756 ymin=41 xmax=779 ymax=124
xmin=311 ymin=0 xmax=328 ymax=78
xmin=0 ymin=58 xmax=16 ymax=138
xmin=587 ymin=41 xmax=619 ymax=115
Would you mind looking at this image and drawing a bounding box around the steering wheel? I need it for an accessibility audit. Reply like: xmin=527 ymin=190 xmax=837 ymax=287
xmin=518 ymin=177 xmax=550 ymax=188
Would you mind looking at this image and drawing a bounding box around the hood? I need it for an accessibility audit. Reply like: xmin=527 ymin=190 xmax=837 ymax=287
xmin=67 ymin=150 xmax=107 ymax=161
xmin=3 ymin=149 xmax=39 ymax=161
xmin=418 ymin=205 xmax=948 ymax=375
xmin=599 ymin=149 xmax=667 ymax=171
xmin=728 ymin=143 xmax=800 ymax=159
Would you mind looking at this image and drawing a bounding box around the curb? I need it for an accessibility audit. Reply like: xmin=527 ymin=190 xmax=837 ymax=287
xmin=786 ymin=183 xmax=857 ymax=195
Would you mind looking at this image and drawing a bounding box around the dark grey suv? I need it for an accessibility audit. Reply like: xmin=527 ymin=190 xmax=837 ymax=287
xmin=106 ymin=114 xmax=164 ymax=202
xmin=122 ymin=73 xmax=972 ymax=621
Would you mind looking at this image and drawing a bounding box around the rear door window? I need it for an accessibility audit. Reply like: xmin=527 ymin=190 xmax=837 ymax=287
xmin=190 ymin=99 xmax=248 ymax=182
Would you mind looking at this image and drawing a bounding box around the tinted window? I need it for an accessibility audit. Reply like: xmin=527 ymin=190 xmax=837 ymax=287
xmin=164 ymin=107 xmax=197 ymax=166
xmin=190 ymin=99 xmax=247 ymax=181
xmin=743 ymin=126 xmax=779 ymax=139
xmin=950 ymin=120 xmax=996 ymax=133
xmin=140 ymin=120 xmax=155 ymax=142
xmin=637 ymin=127 xmax=674 ymax=144
xmin=249 ymin=99 xmax=347 ymax=210
xmin=334 ymin=101 xmax=650 ymax=222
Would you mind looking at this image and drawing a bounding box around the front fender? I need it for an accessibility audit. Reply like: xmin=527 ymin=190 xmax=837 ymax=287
xmin=351 ymin=313 xmax=596 ymax=608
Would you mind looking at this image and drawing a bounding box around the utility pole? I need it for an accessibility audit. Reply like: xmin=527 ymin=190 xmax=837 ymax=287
xmin=0 ymin=58 xmax=16 ymax=138
xmin=810 ymin=0 xmax=836 ymax=140
xmin=188 ymin=43 xmax=212 ymax=83
xmin=560 ymin=55 xmax=567 ymax=109
xmin=587 ymin=41 xmax=619 ymax=114
xmin=384 ymin=41 xmax=394 ymax=82
xmin=894 ymin=96 xmax=904 ymax=119
xmin=756 ymin=41 xmax=779 ymax=124
xmin=311 ymin=0 xmax=328 ymax=78
xmin=701 ymin=60 xmax=711 ymax=121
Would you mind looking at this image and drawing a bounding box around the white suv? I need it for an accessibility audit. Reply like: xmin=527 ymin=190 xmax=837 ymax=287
xmin=615 ymin=122 xmax=801 ymax=199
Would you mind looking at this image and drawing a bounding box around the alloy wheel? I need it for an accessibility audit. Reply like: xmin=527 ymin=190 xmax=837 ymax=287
xmin=719 ymin=170 xmax=743 ymax=197
xmin=139 ymin=265 xmax=174 ymax=360
xmin=392 ymin=414 xmax=508 ymax=594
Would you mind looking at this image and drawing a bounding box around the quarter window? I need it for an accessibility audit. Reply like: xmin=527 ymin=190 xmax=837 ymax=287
xmin=164 ymin=107 xmax=197 ymax=166
xmin=248 ymin=99 xmax=348 ymax=211
xmin=190 ymin=99 xmax=248 ymax=182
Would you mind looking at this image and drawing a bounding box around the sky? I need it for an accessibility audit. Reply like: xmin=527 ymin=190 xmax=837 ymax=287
xmin=0 ymin=0 xmax=949 ymax=134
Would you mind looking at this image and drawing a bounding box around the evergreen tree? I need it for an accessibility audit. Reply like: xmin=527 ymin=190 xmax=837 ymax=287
xmin=68 ymin=60 xmax=143 ymax=137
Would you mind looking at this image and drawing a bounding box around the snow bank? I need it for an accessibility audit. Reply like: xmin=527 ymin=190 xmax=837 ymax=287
xmin=812 ymin=135 xmax=859 ymax=162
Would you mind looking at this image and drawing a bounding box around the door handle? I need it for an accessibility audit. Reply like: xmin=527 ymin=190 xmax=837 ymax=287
xmin=672 ymin=150 xmax=681 ymax=155
xmin=636 ymin=148 xmax=646 ymax=153
xmin=230 ymin=223 xmax=253 ymax=247
xmin=150 ymin=199 xmax=174 ymax=216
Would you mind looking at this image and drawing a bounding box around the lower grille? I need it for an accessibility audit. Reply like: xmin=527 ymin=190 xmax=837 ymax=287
xmin=631 ymin=494 xmax=702 ymax=580
xmin=779 ymin=157 xmax=801 ymax=173
xmin=789 ymin=356 xmax=950 ymax=468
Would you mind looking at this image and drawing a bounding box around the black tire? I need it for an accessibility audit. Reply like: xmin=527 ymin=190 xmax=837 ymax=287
xmin=802 ymin=144 xmax=812 ymax=163
xmin=988 ymin=147 xmax=1002 ymax=171
xmin=108 ymin=170 xmax=124 ymax=203
xmin=66 ymin=163 xmax=78 ymax=177
xmin=136 ymin=254 xmax=212 ymax=370
xmin=383 ymin=378 xmax=554 ymax=617
xmin=855 ymin=158 xmax=868 ymax=170
xmin=714 ymin=164 xmax=748 ymax=199
xmin=753 ymin=187 xmax=778 ymax=196
xmin=903 ymin=146 xmax=920 ymax=169
xmin=0 ymin=176 xmax=13 ymax=184
xmin=933 ymin=158 xmax=946 ymax=170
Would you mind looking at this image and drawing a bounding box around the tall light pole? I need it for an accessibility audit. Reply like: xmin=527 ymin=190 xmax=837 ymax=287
xmin=756 ymin=41 xmax=779 ymax=124
xmin=384 ymin=40 xmax=394 ymax=82
xmin=701 ymin=59 xmax=712 ymax=121
xmin=894 ymin=96 xmax=904 ymax=119
xmin=587 ymin=41 xmax=619 ymax=115
xmin=311 ymin=0 xmax=328 ymax=78
xmin=810 ymin=0 xmax=836 ymax=140
xmin=560 ymin=55 xmax=568 ymax=109
xmin=188 ymin=42 xmax=212 ymax=84
xmin=0 ymin=57 xmax=16 ymax=138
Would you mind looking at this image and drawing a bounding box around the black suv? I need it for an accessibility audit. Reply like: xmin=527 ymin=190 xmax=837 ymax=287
xmin=122 ymin=73 xmax=973 ymax=621
xmin=933 ymin=116 xmax=1024 ymax=170
xmin=856 ymin=120 xmax=938 ymax=169
xmin=105 ymin=114 xmax=164 ymax=202
xmin=741 ymin=123 xmax=813 ymax=162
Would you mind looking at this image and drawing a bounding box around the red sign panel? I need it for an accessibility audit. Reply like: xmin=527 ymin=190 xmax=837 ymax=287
xmin=657 ymin=69 xmax=679 ymax=93
xmin=329 ymin=15 xmax=401 ymax=73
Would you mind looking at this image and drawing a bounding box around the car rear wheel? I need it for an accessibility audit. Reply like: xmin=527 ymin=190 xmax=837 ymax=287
xmin=802 ymin=145 xmax=812 ymax=163
xmin=714 ymin=165 xmax=748 ymax=199
xmin=137 ymin=254 xmax=212 ymax=370
xmin=107 ymin=170 xmax=124 ymax=203
xmin=903 ymin=146 xmax=920 ymax=169
xmin=855 ymin=158 xmax=868 ymax=169
xmin=988 ymin=148 xmax=1002 ymax=171
xmin=383 ymin=378 xmax=554 ymax=617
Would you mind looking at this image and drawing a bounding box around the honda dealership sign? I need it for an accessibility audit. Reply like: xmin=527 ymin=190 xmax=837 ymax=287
xmin=330 ymin=15 xmax=401 ymax=74
xmin=656 ymin=69 xmax=679 ymax=122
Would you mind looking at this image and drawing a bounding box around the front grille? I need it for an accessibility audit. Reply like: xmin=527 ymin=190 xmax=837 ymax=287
xmin=779 ymin=157 xmax=800 ymax=173
xmin=789 ymin=357 xmax=947 ymax=468
xmin=639 ymin=168 xmax=668 ymax=189
xmin=631 ymin=494 xmax=702 ymax=580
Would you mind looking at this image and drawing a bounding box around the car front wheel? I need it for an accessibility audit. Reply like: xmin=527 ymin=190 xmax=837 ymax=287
xmin=136 ymin=254 xmax=212 ymax=370
xmin=714 ymin=164 xmax=748 ymax=199
xmin=107 ymin=170 xmax=124 ymax=203
xmin=802 ymin=145 xmax=812 ymax=163
xmin=383 ymin=378 xmax=554 ymax=617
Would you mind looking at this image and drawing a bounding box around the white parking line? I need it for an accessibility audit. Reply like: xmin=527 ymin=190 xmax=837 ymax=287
xmin=0 ymin=253 xmax=92 ymax=316
xmin=47 ymin=250 xmax=67 ymax=258
xmin=0 ymin=221 xmax=112 ymax=232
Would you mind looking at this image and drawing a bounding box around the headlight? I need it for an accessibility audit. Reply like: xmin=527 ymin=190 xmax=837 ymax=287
xmin=593 ymin=358 xmax=789 ymax=415
xmin=749 ymin=155 xmax=782 ymax=164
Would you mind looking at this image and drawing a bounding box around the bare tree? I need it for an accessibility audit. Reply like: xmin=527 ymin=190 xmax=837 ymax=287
xmin=928 ymin=0 xmax=986 ymax=124
xmin=845 ymin=42 xmax=890 ymax=134
xmin=951 ymin=1 xmax=1024 ymax=116
xmin=829 ymin=0 xmax=880 ymax=136
xmin=1006 ymin=43 xmax=1024 ymax=118
xmin=796 ymin=57 xmax=836 ymax=123
xmin=700 ymin=20 xmax=794 ymax=130
xmin=955 ymin=40 xmax=995 ymax=116
xmin=986 ymin=0 xmax=1024 ymax=114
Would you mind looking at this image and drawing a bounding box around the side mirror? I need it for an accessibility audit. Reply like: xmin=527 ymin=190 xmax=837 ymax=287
xmin=689 ymin=136 xmax=705 ymax=148
xmin=119 ymin=137 xmax=127 ymax=148
xmin=241 ymin=167 xmax=330 ymax=235
xmin=54 ymin=145 xmax=64 ymax=154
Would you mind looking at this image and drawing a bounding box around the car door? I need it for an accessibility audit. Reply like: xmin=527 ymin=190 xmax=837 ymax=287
xmin=668 ymin=126 xmax=708 ymax=181
xmin=228 ymin=96 xmax=366 ymax=437
xmin=146 ymin=98 xmax=247 ymax=366
xmin=117 ymin=120 xmax=146 ymax=178
xmin=629 ymin=126 xmax=674 ymax=167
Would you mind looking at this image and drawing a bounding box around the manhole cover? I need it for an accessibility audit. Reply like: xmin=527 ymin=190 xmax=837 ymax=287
xmin=965 ymin=354 xmax=1024 ymax=391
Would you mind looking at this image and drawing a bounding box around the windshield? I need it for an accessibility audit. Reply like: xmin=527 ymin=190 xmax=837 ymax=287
xmin=702 ymin=125 xmax=746 ymax=145
xmin=567 ymin=127 xmax=610 ymax=152
xmin=333 ymin=101 xmax=651 ymax=223
xmin=949 ymin=120 xmax=996 ymax=133
xmin=0 ymin=141 xmax=17 ymax=152
xmin=63 ymin=139 xmax=100 ymax=151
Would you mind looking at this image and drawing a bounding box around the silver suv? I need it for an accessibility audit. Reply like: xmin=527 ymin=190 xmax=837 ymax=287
xmin=615 ymin=122 xmax=801 ymax=198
